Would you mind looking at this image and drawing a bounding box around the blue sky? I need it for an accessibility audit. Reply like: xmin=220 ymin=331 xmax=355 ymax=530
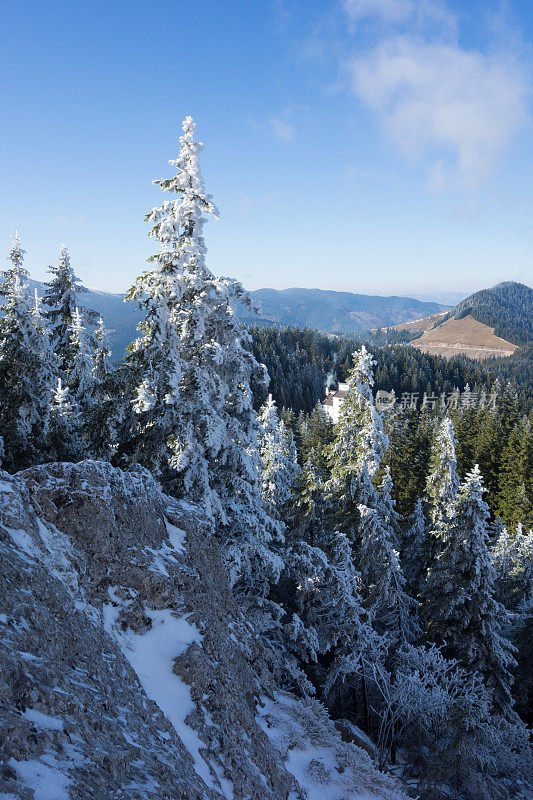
xmin=1 ymin=0 xmax=532 ymax=297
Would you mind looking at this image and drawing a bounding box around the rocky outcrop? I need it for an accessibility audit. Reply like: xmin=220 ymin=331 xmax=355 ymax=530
xmin=0 ymin=460 xmax=404 ymax=800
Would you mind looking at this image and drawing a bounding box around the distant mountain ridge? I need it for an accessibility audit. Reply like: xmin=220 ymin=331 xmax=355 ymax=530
xmin=241 ymin=287 xmax=446 ymax=334
xmin=27 ymin=280 xmax=447 ymax=360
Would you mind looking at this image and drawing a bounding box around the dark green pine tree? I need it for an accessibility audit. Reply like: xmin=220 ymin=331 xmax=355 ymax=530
xmin=386 ymin=407 xmax=433 ymax=516
xmin=299 ymin=401 xmax=334 ymax=473
xmin=453 ymin=397 xmax=479 ymax=479
xmin=293 ymin=447 xmax=330 ymax=547
xmin=496 ymin=417 xmax=533 ymax=531
xmin=472 ymin=404 xmax=504 ymax=517
xmin=402 ymin=497 xmax=428 ymax=598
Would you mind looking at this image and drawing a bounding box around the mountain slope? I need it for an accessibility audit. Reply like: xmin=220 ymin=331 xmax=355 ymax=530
xmin=443 ymin=281 xmax=532 ymax=345
xmin=381 ymin=282 xmax=532 ymax=360
xmin=0 ymin=460 xmax=405 ymax=800
xmin=411 ymin=314 xmax=519 ymax=360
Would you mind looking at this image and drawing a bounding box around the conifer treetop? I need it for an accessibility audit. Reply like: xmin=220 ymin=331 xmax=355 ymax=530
xmin=143 ymin=116 xmax=220 ymax=279
xmin=8 ymin=231 xmax=27 ymax=276
xmin=329 ymin=346 xmax=388 ymax=508
xmin=425 ymin=414 xmax=459 ymax=531
xmin=2 ymin=231 xmax=28 ymax=295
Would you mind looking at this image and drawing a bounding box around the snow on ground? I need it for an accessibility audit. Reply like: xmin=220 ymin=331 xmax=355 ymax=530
xmin=104 ymin=599 xmax=225 ymax=795
xmin=35 ymin=518 xmax=81 ymax=595
xmin=257 ymin=693 xmax=404 ymax=800
xmin=166 ymin=520 xmax=186 ymax=552
xmin=8 ymin=753 xmax=73 ymax=800
xmin=5 ymin=527 xmax=38 ymax=560
xmin=4 ymin=515 xmax=97 ymax=621
xmin=22 ymin=708 xmax=64 ymax=730
xmin=143 ymin=521 xmax=187 ymax=577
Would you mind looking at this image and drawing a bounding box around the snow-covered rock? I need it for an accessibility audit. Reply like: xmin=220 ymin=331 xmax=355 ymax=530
xmin=0 ymin=460 xmax=405 ymax=800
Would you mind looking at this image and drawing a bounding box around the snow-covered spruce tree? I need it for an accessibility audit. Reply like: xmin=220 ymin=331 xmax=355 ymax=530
xmin=419 ymin=415 xmax=460 ymax=617
xmin=69 ymin=308 xmax=94 ymax=407
xmin=257 ymin=394 xmax=299 ymax=523
xmin=31 ymin=288 xmax=59 ymax=381
xmin=357 ymin=501 xmax=418 ymax=643
xmin=43 ymin=244 xmax=97 ymax=374
xmin=328 ymin=346 xmax=388 ymax=517
xmin=327 ymin=347 xmax=416 ymax=643
xmin=425 ymin=415 xmax=459 ymax=535
xmin=0 ymin=231 xmax=28 ymax=295
xmin=377 ymin=465 xmax=401 ymax=538
xmin=125 ymin=116 xmax=281 ymax=595
xmin=83 ymin=317 xmax=117 ymax=460
xmin=0 ymin=246 xmax=56 ymax=470
xmin=493 ymin=523 xmax=533 ymax=611
xmin=48 ymin=377 xmax=84 ymax=462
xmin=91 ymin=317 xmax=111 ymax=383
xmin=493 ymin=525 xmax=533 ymax=720
xmin=492 ymin=524 xmax=517 ymax=608
xmin=424 ymin=465 xmax=517 ymax=715
xmin=320 ymin=532 xmax=385 ymax=720
xmin=282 ymin=531 xmax=384 ymax=721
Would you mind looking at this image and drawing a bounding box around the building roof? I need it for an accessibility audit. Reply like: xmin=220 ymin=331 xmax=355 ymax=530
xmin=323 ymin=388 xmax=348 ymax=406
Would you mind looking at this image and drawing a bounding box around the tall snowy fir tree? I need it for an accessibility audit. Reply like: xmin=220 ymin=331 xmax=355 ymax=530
xmin=48 ymin=376 xmax=84 ymax=462
xmin=1 ymin=231 xmax=28 ymax=294
xmin=357 ymin=501 xmax=416 ymax=642
xmin=126 ymin=116 xmax=282 ymax=596
xmin=258 ymin=395 xmax=299 ymax=523
xmin=419 ymin=415 xmax=460 ymax=618
xmin=0 ymin=239 xmax=55 ymax=470
xmin=493 ymin=523 xmax=533 ymax=611
xmin=328 ymin=347 xmax=415 ymax=643
xmin=424 ymin=465 xmax=516 ymax=715
xmin=91 ymin=317 xmax=111 ymax=384
xmin=425 ymin=415 xmax=459 ymax=534
xmin=328 ymin=346 xmax=388 ymax=518
xmin=69 ymin=308 xmax=95 ymax=407
xmin=43 ymin=244 xmax=97 ymax=374
xmin=83 ymin=317 xmax=118 ymax=461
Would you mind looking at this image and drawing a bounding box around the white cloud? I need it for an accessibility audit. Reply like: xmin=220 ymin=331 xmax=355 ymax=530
xmin=344 ymin=0 xmax=413 ymax=24
xmin=344 ymin=0 xmax=456 ymax=35
xmin=269 ymin=115 xmax=296 ymax=143
xmin=344 ymin=2 xmax=529 ymax=187
xmin=250 ymin=105 xmax=307 ymax=145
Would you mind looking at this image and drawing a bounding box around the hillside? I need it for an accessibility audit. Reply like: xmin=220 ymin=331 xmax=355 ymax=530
xmin=0 ymin=460 xmax=404 ymax=800
xmin=443 ymin=281 xmax=532 ymax=345
xmin=374 ymin=310 xmax=448 ymax=334
xmin=411 ymin=314 xmax=519 ymax=359
xmin=380 ymin=281 xmax=532 ymax=360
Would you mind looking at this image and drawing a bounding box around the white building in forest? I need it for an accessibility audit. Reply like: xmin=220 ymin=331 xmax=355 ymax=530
xmin=322 ymin=383 xmax=349 ymax=423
